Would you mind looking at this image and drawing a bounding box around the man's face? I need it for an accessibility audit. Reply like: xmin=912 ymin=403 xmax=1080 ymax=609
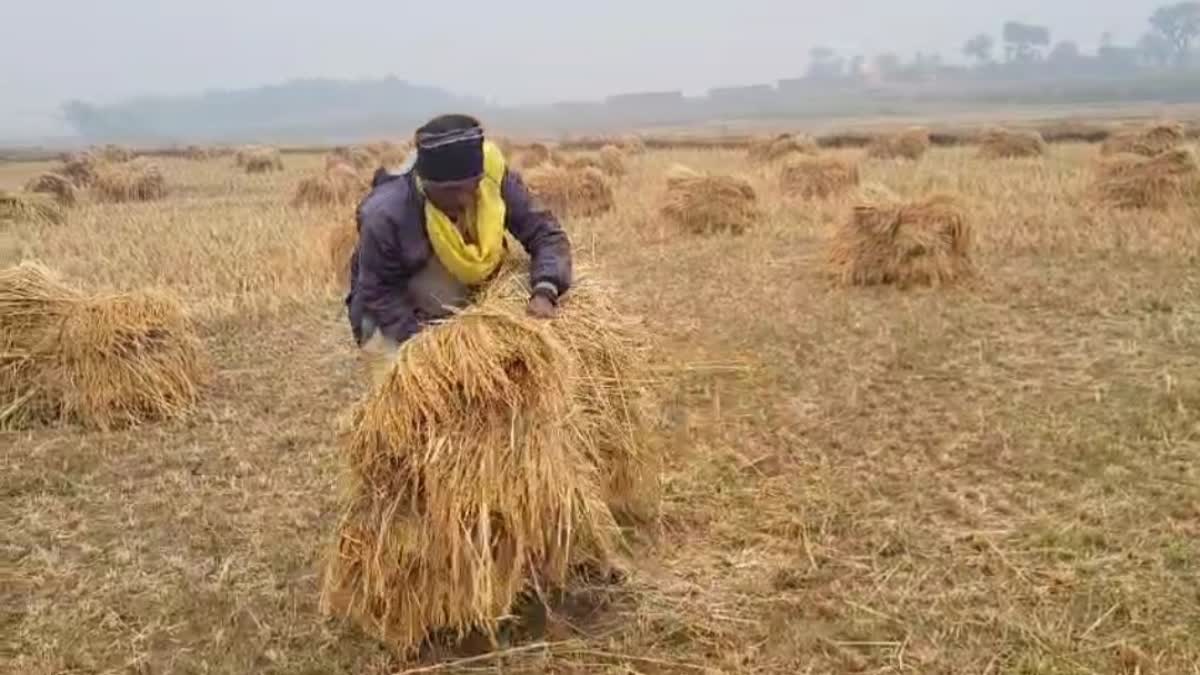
xmin=422 ymin=176 xmax=481 ymax=217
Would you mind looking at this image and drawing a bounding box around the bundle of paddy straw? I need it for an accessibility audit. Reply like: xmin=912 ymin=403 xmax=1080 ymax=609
xmin=1093 ymin=147 xmax=1199 ymax=210
xmin=522 ymin=165 xmax=614 ymax=217
xmin=977 ymin=128 xmax=1047 ymax=159
xmin=829 ymin=184 xmax=973 ymax=287
xmin=1100 ymin=121 xmax=1185 ymax=157
xmin=293 ymin=162 xmax=368 ymax=208
xmin=92 ymin=161 xmax=168 ymax=202
xmin=321 ymin=263 xmax=657 ymax=654
xmin=0 ymin=262 xmax=207 ymax=429
xmin=867 ymin=127 xmax=932 ymax=161
xmin=748 ymin=133 xmax=819 ymax=162
xmin=24 ymin=172 xmax=78 ymax=206
xmin=779 ymin=156 xmax=861 ymax=198
xmin=661 ymin=164 xmax=760 ymax=234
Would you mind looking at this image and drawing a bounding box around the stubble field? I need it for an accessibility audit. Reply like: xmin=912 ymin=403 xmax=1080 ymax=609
xmin=3 ymin=139 xmax=1200 ymax=674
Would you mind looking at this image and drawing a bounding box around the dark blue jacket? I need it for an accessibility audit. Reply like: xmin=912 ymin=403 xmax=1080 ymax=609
xmin=347 ymin=169 xmax=572 ymax=345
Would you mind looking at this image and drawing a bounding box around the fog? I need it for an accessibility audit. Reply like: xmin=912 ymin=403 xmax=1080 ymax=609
xmin=0 ymin=0 xmax=1163 ymax=138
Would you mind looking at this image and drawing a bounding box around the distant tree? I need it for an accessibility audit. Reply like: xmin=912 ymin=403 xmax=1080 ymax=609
xmin=874 ymin=52 xmax=902 ymax=79
xmin=807 ymin=47 xmax=845 ymax=79
xmin=1048 ymin=41 xmax=1083 ymax=67
xmin=1140 ymin=31 xmax=1173 ymax=66
xmin=1002 ymin=21 xmax=1052 ymax=62
xmin=1149 ymin=2 xmax=1200 ymax=65
xmin=848 ymin=55 xmax=867 ymax=78
xmin=963 ymin=33 xmax=996 ymax=65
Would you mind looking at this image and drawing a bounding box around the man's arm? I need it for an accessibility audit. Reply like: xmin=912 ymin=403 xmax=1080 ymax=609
xmin=501 ymin=169 xmax=572 ymax=300
xmin=355 ymin=217 xmax=422 ymax=344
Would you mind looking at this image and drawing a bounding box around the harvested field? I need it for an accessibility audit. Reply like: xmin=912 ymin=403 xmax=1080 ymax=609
xmin=4 ymin=139 xmax=1200 ymax=674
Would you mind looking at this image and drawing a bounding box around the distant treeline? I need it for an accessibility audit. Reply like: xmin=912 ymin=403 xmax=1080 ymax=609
xmin=58 ymin=2 xmax=1200 ymax=143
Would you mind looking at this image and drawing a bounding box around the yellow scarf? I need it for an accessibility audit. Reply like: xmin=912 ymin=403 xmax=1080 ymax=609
xmin=422 ymin=141 xmax=507 ymax=286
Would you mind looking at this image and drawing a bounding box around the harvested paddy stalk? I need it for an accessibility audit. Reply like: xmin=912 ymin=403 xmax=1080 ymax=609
xmin=661 ymin=165 xmax=760 ymax=234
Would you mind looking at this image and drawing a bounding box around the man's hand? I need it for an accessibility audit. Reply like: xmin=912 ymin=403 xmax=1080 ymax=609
xmin=526 ymin=293 xmax=558 ymax=319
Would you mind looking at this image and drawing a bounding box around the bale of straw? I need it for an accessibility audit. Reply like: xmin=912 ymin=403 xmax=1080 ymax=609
xmin=0 ymin=191 xmax=65 ymax=225
xmin=244 ymin=147 xmax=284 ymax=174
xmin=23 ymin=172 xmax=78 ymax=206
xmin=661 ymin=165 xmax=759 ymax=235
xmin=1100 ymin=122 xmax=1185 ymax=157
xmin=1092 ymin=148 xmax=1199 ymax=210
xmin=92 ymin=161 xmax=168 ymax=202
xmin=749 ymin=133 xmax=819 ymax=162
xmin=515 ymin=143 xmax=556 ymax=170
xmin=97 ymin=144 xmax=136 ymax=162
xmin=619 ymin=134 xmax=647 ymax=154
xmin=294 ymin=163 xmax=368 ymax=208
xmin=829 ymin=185 xmax=973 ymax=287
xmin=978 ymin=129 xmax=1047 ymax=159
xmin=320 ymin=264 xmax=654 ymax=653
xmin=0 ymin=262 xmax=207 ymax=429
xmin=61 ymin=152 xmax=99 ymax=187
xmin=598 ymin=145 xmax=627 ymax=177
xmin=522 ymin=165 xmax=614 ymax=218
xmin=364 ymin=140 xmax=410 ymax=169
xmin=867 ymin=127 xmax=932 ymax=161
xmin=779 ymin=156 xmax=861 ymax=199
xmin=183 ymin=145 xmax=214 ymax=160
xmin=330 ymin=146 xmax=376 ymax=171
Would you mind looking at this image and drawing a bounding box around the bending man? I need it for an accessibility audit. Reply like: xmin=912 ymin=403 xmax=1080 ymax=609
xmin=347 ymin=114 xmax=571 ymax=351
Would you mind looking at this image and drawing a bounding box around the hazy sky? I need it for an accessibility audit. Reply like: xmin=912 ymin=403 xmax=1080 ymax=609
xmin=1 ymin=0 xmax=1161 ymax=137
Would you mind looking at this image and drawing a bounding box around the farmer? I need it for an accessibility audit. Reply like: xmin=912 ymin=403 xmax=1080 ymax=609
xmin=347 ymin=114 xmax=571 ymax=352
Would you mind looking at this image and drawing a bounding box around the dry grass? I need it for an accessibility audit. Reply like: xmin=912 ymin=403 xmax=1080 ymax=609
xmin=1100 ymin=121 xmax=1186 ymax=157
xmin=829 ymin=184 xmax=973 ymax=287
xmin=867 ymin=127 xmax=932 ymax=160
xmin=0 ymin=262 xmax=207 ymax=429
xmin=5 ymin=138 xmax=1200 ymax=674
xmin=661 ymin=164 xmax=759 ymax=234
xmin=321 ymin=266 xmax=653 ymax=654
xmin=1093 ymin=147 xmax=1200 ymax=209
xmin=779 ymin=155 xmax=861 ymax=198
xmin=92 ymin=160 xmax=168 ymax=202
xmin=324 ymin=219 xmax=359 ymax=285
xmin=1 ymin=190 xmax=66 ymax=225
xmin=978 ymin=128 xmax=1048 ymax=159
xmin=293 ymin=163 xmax=368 ymax=208
xmin=522 ymin=165 xmax=614 ymax=218
xmin=24 ymin=172 xmax=78 ymax=206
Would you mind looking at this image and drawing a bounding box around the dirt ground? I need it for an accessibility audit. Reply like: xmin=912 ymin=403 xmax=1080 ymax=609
xmin=3 ymin=139 xmax=1199 ymax=674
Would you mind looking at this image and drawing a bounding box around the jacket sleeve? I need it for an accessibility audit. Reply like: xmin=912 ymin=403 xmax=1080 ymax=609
xmin=501 ymin=169 xmax=573 ymax=295
xmin=355 ymin=214 xmax=422 ymax=344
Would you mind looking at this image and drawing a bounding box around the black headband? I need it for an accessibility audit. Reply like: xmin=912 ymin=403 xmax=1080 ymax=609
xmin=415 ymin=126 xmax=485 ymax=183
